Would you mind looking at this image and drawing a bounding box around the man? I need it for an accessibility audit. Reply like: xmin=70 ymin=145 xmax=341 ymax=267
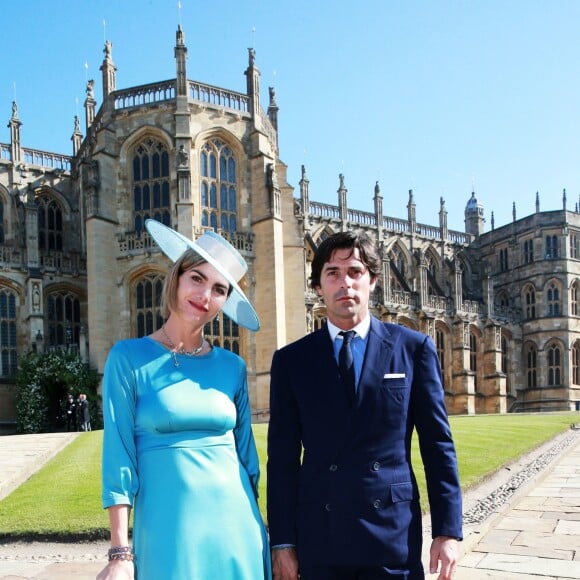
xmin=77 ymin=393 xmax=91 ymax=432
xmin=65 ymin=394 xmax=77 ymax=432
xmin=267 ymin=231 xmax=462 ymax=580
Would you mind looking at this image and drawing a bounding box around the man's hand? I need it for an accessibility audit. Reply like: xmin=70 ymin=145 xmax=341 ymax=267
xmin=429 ymin=536 xmax=459 ymax=580
xmin=272 ymin=547 xmax=299 ymax=580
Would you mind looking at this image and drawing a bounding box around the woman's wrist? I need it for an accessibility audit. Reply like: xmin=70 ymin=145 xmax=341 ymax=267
xmin=108 ymin=546 xmax=134 ymax=562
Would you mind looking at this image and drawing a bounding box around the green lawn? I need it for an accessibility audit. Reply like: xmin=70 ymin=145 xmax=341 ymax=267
xmin=0 ymin=412 xmax=576 ymax=540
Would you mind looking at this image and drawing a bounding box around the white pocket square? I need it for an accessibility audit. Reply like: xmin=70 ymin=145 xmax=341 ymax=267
xmin=384 ymin=373 xmax=406 ymax=379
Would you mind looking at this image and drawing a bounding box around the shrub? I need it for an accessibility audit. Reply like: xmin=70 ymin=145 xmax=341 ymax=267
xmin=15 ymin=350 xmax=101 ymax=433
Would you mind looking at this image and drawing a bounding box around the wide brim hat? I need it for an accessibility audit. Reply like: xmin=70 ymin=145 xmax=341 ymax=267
xmin=145 ymin=219 xmax=260 ymax=331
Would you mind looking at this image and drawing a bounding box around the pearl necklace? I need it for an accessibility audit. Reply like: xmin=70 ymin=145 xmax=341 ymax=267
xmin=161 ymin=324 xmax=204 ymax=367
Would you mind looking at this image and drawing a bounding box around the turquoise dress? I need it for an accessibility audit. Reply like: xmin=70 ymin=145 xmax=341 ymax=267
xmin=101 ymin=337 xmax=271 ymax=580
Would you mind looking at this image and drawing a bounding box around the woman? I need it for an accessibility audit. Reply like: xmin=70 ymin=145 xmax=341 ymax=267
xmin=97 ymin=219 xmax=271 ymax=580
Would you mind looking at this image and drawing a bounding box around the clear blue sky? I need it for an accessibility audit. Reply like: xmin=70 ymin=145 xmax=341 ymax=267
xmin=2 ymin=0 xmax=580 ymax=232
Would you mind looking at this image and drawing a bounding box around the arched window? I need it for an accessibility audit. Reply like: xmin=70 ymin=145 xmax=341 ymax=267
xmin=499 ymin=247 xmax=508 ymax=272
xmin=547 ymin=343 xmax=562 ymax=386
xmin=525 ymin=344 xmax=537 ymax=387
xmin=0 ymin=288 xmax=17 ymax=377
xmin=524 ymin=286 xmax=536 ymax=319
xmin=547 ymin=282 xmax=561 ymax=316
xmin=200 ymin=139 xmax=237 ymax=236
xmin=522 ymin=239 xmax=534 ymax=264
xmin=571 ymin=281 xmax=579 ymax=316
xmin=135 ymin=273 xmax=164 ymax=337
xmin=391 ymin=247 xmax=407 ymax=281
xmin=570 ymin=233 xmax=579 ymax=259
xmin=572 ymin=341 xmax=580 ymax=385
xmin=133 ymin=138 xmax=171 ymax=235
xmin=47 ymin=291 xmax=81 ymax=347
xmin=469 ymin=332 xmax=477 ymax=389
xmin=37 ymin=195 xmax=63 ymax=251
xmin=546 ymin=235 xmax=559 ymax=259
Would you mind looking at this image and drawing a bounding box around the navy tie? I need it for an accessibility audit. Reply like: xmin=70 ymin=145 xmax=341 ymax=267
xmin=338 ymin=330 xmax=356 ymax=401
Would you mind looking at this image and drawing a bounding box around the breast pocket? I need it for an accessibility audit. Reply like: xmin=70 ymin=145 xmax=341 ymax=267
xmin=380 ymin=377 xmax=409 ymax=428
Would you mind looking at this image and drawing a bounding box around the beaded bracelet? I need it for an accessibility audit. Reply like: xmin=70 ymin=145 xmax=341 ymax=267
xmin=108 ymin=546 xmax=134 ymax=562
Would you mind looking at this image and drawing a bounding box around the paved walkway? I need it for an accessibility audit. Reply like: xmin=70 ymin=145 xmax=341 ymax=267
xmin=0 ymin=430 xmax=578 ymax=579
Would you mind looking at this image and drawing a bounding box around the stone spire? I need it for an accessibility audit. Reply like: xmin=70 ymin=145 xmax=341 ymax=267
xmin=338 ymin=174 xmax=348 ymax=229
xmin=100 ymin=40 xmax=117 ymax=104
xmin=8 ymin=101 xmax=22 ymax=164
xmin=71 ymin=115 xmax=83 ymax=155
xmin=299 ymin=164 xmax=310 ymax=214
xmin=439 ymin=196 xmax=448 ymax=240
xmin=244 ymin=47 xmax=260 ymax=119
xmin=267 ymin=86 xmax=278 ymax=131
xmin=174 ymin=25 xmax=188 ymax=96
xmin=407 ymin=189 xmax=416 ymax=230
xmin=84 ymin=79 xmax=96 ymax=131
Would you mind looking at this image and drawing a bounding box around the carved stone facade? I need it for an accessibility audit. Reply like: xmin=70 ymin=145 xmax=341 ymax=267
xmin=0 ymin=27 xmax=579 ymax=428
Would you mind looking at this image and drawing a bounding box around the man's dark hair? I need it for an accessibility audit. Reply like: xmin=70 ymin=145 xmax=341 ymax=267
xmin=310 ymin=231 xmax=381 ymax=289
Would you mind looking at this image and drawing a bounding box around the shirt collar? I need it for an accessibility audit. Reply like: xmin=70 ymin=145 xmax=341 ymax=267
xmin=327 ymin=315 xmax=371 ymax=342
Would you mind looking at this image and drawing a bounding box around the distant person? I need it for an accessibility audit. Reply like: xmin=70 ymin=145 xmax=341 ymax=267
xmin=97 ymin=219 xmax=271 ymax=580
xmin=77 ymin=393 xmax=91 ymax=432
xmin=267 ymin=230 xmax=463 ymax=580
xmin=64 ymin=394 xmax=77 ymax=432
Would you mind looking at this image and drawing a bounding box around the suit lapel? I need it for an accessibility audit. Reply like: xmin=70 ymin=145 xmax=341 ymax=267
xmin=357 ymin=317 xmax=395 ymax=403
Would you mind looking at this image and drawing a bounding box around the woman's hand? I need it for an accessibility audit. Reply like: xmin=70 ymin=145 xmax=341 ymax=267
xmin=96 ymin=559 xmax=134 ymax=580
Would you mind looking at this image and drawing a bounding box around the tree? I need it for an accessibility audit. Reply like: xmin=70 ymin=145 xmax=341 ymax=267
xmin=15 ymin=350 xmax=101 ymax=434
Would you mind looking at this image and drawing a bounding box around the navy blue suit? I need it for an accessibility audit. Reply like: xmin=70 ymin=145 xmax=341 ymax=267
xmin=267 ymin=317 xmax=462 ymax=576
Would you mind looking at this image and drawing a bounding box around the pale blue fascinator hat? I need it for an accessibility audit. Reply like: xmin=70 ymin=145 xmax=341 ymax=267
xmin=145 ymin=219 xmax=260 ymax=331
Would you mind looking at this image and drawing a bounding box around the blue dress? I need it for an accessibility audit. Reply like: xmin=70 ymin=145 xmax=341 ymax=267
xmin=101 ymin=337 xmax=271 ymax=580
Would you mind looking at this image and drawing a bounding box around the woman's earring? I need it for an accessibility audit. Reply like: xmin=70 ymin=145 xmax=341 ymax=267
xmin=215 ymin=313 xmax=220 ymax=322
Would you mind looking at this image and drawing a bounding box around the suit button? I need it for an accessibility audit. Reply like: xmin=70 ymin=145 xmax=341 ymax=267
xmin=373 ymin=499 xmax=382 ymax=509
xmin=329 ymin=464 xmax=338 ymax=472
xmin=372 ymin=461 xmax=380 ymax=471
xmin=325 ymin=503 xmax=331 ymax=512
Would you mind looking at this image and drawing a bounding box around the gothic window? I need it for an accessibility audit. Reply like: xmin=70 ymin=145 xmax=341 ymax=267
xmin=572 ymin=341 xmax=580 ymax=385
xmin=525 ymin=344 xmax=537 ymax=387
xmin=133 ymin=138 xmax=171 ymax=235
xmin=547 ymin=343 xmax=562 ymax=386
xmin=469 ymin=332 xmax=477 ymax=389
xmin=391 ymin=247 xmax=407 ymax=281
xmin=499 ymin=247 xmax=508 ymax=272
xmin=571 ymin=281 xmax=579 ymax=316
xmin=436 ymin=328 xmax=445 ymax=371
xmin=204 ymin=314 xmax=239 ymax=354
xmin=425 ymin=252 xmax=439 ymax=295
xmin=135 ymin=273 xmax=164 ymax=337
xmin=0 ymin=288 xmax=17 ymax=377
xmin=523 ymin=239 xmax=534 ymax=264
xmin=200 ymin=139 xmax=237 ymax=236
xmin=0 ymin=198 xmax=4 ymax=244
xmin=547 ymin=282 xmax=561 ymax=316
xmin=524 ymin=286 xmax=536 ymax=319
xmin=570 ymin=233 xmax=579 ymax=259
xmin=37 ymin=195 xmax=63 ymax=251
xmin=47 ymin=291 xmax=81 ymax=347
xmin=545 ymin=234 xmax=558 ymax=259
